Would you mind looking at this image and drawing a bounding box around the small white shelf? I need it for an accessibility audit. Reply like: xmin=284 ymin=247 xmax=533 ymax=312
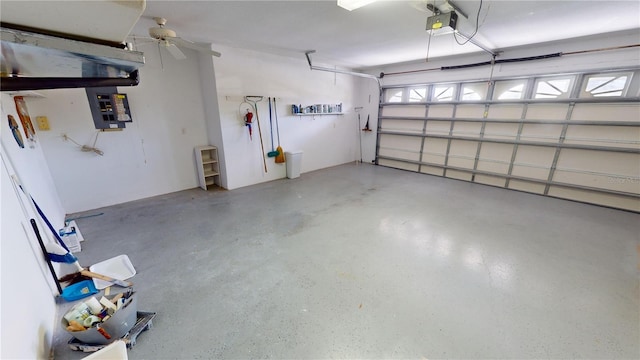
xmin=195 ymin=145 xmax=220 ymax=190
xmin=295 ymin=112 xmax=344 ymax=116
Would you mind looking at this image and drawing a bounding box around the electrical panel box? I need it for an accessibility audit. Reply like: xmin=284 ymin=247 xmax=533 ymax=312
xmin=86 ymin=87 xmax=132 ymax=129
xmin=426 ymin=11 xmax=458 ymax=31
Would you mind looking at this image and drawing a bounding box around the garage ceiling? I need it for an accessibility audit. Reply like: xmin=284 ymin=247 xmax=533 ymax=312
xmin=1 ymin=1 xmax=639 ymax=70
xmin=131 ymin=0 xmax=640 ymax=68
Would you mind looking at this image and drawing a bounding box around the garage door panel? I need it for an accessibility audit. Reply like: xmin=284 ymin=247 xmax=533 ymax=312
xmin=555 ymin=149 xmax=639 ymax=177
xmin=520 ymin=124 xmax=563 ymax=143
xmin=446 ymin=169 xmax=473 ymax=181
xmin=508 ymin=180 xmax=546 ymax=194
xmin=488 ymin=104 xmax=524 ymax=119
xmin=572 ymin=103 xmax=640 ymax=122
xmin=548 ymin=187 xmax=640 ymax=212
xmin=564 ymin=125 xmax=640 ymax=149
xmin=456 ymin=105 xmax=485 ymax=119
xmin=553 ymin=149 xmax=640 ymax=193
xmin=378 ymin=135 xmax=422 ymax=161
xmin=428 ymin=105 xmax=454 ymax=117
xmin=381 ymin=105 xmax=426 ymax=117
xmin=448 ymin=140 xmax=477 ymax=169
xmin=477 ymin=143 xmax=513 ymax=174
xmin=425 ymin=120 xmax=451 ymax=136
xmin=420 ymin=166 xmax=444 ymax=176
xmin=484 ymin=123 xmax=519 ymax=141
xmin=422 ymin=138 xmax=448 ymax=165
xmin=512 ymin=146 xmax=554 ymax=180
xmin=526 ymin=104 xmax=570 ymax=121
xmin=378 ymin=70 xmax=639 ymax=212
xmin=475 ymin=174 xmax=506 ymax=187
xmin=378 ymin=158 xmax=420 ymax=172
xmin=380 ymin=119 xmax=424 ymax=133
xmin=452 ymin=121 xmax=482 ymax=137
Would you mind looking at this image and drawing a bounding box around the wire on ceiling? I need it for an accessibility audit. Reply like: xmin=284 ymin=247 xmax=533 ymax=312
xmin=453 ymin=0 xmax=483 ymax=46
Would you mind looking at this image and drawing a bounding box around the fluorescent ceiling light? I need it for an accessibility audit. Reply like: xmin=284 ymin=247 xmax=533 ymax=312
xmin=337 ymin=0 xmax=377 ymax=11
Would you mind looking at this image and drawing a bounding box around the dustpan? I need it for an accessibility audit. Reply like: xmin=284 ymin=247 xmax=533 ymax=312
xmin=62 ymin=280 xmax=98 ymax=301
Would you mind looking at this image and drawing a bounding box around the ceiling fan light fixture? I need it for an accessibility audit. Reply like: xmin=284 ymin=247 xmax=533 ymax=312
xmin=337 ymin=0 xmax=377 ymax=11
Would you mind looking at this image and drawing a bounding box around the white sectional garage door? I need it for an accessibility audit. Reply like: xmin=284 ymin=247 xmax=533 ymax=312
xmin=377 ymin=70 xmax=640 ymax=212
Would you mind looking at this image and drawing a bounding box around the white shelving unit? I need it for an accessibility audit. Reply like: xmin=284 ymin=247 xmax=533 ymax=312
xmin=195 ymin=145 xmax=220 ymax=190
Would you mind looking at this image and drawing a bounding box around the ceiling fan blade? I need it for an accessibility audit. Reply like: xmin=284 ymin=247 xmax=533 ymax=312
xmin=164 ymin=43 xmax=187 ymax=60
xmin=171 ymin=37 xmax=221 ymax=57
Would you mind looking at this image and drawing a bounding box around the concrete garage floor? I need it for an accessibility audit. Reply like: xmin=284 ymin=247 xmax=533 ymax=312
xmin=52 ymin=163 xmax=639 ymax=359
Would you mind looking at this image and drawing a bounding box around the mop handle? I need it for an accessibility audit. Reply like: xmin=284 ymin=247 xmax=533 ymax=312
xmin=274 ymin=97 xmax=281 ymax=144
xmin=19 ymin=185 xmax=71 ymax=253
xmin=268 ymin=97 xmax=274 ymax=148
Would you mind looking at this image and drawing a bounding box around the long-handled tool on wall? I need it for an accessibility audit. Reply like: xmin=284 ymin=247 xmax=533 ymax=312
xmin=267 ymin=98 xmax=278 ymax=158
xmin=245 ymin=96 xmax=267 ymax=173
xmin=274 ymin=98 xmax=285 ymax=164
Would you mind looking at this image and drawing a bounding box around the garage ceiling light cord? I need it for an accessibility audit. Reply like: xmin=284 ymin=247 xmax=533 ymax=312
xmin=453 ymin=0 xmax=482 ymax=46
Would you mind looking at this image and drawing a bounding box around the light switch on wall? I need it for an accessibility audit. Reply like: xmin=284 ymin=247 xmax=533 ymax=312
xmin=36 ymin=116 xmax=50 ymax=130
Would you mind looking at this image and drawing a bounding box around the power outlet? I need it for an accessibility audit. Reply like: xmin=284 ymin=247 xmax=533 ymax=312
xmin=36 ymin=116 xmax=50 ymax=130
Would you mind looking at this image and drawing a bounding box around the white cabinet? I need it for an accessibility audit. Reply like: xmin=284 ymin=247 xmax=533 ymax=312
xmin=195 ymin=145 xmax=220 ymax=190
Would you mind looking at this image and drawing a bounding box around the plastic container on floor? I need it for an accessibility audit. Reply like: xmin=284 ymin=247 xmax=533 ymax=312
xmin=81 ymin=340 xmax=128 ymax=359
xmin=285 ymin=150 xmax=303 ymax=179
xmin=63 ymin=293 xmax=137 ymax=345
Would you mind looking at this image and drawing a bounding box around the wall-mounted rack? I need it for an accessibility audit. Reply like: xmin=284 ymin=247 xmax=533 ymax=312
xmin=291 ymin=103 xmax=343 ymax=115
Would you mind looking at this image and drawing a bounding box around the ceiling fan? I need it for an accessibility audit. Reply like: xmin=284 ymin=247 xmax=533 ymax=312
xmin=139 ymin=17 xmax=221 ymax=59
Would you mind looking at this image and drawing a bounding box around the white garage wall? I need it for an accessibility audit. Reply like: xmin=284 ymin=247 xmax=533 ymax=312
xmin=212 ymin=45 xmax=360 ymax=189
xmin=1 ymin=94 xmax=63 ymax=359
xmin=25 ymin=47 xmax=210 ymax=214
xmin=23 ymin=43 xmax=366 ymax=212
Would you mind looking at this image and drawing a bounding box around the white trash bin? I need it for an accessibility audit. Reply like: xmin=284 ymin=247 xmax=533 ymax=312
xmin=285 ymin=150 xmax=303 ymax=179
